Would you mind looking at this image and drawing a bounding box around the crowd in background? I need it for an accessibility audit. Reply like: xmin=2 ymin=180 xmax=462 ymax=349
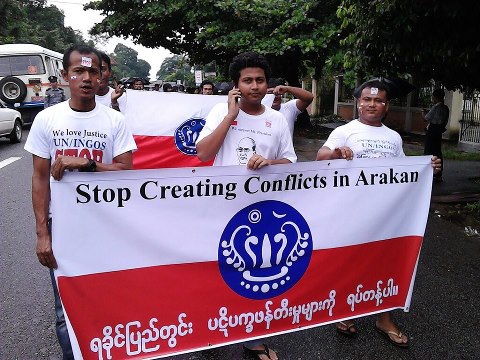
xmin=116 ymin=78 xmax=237 ymax=95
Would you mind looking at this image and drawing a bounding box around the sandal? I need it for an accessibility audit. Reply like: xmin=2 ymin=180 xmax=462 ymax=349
xmin=374 ymin=324 xmax=409 ymax=348
xmin=336 ymin=321 xmax=357 ymax=337
xmin=243 ymin=343 xmax=275 ymax=359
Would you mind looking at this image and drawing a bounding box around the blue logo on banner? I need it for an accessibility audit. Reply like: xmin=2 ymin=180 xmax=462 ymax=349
xmin=174 ymin=118 xmax=206 ymax=155
xmin=218 ymin=200 xmax=313 ymax=300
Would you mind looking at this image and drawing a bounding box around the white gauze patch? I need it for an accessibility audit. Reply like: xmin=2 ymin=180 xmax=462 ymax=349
xmin=370 ymin=87 xmax=378 ymax=95
xmin=81 ymin=57 xmax=92 ymax=67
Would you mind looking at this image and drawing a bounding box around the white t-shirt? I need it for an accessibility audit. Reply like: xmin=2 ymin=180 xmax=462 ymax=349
xmin=95 ymin=87 xmax=127 ymax=112
xmin=25 ymin=101 xmax=137 ymax=164
xmin=323 ymin=119 xmax=405 ymax=158
xmin=95 ymin=87 xmax=115 ymax=108
xmin=196 ymin=103 xmax=297 ymax=166
xmin=279 ymin=99 xmax=301 ymax=137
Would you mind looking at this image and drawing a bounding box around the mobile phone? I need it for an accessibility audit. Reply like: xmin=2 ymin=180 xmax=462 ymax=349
xmin=235 ymin=87 xmax=240 ymax=102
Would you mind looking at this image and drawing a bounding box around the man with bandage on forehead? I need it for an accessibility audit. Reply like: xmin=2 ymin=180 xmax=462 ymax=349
xmin=25 ymin=44 xmax=137 ymax=359
xmin=316 ymin=78 xmax=441 ymax=348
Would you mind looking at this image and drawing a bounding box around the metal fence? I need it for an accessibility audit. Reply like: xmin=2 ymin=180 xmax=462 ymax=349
xmin=459 ymin=91 xmax=480 ymax=144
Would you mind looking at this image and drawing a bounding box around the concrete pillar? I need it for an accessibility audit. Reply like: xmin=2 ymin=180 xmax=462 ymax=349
xmin=311 ymin=78 xmax=321 ymax=117
xmin=334 ymin=77 xmax=340 ymax=115
xmin=444 ymin=90 xmax=463 ymax=139
xmin=405 ymin=91 xmax=413 ymax=132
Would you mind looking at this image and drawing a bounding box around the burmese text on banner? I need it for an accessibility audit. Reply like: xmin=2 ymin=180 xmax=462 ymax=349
xmin=50 ymin=157 xmax=433 ymax=359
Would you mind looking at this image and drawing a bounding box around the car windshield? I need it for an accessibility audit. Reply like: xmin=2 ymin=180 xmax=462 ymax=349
xmin=0 ymin=55 xmax=46 ymax=76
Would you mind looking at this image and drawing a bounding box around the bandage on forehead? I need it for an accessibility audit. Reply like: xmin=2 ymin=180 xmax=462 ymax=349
xmin=370 ymin=87 xmax=379 ymax=95
xmin=81 ymin=57 xmax=92 ymax=67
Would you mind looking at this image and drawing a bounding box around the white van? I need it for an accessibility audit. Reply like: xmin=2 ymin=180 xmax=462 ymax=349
xmin=0 ymin=44 xmax=70 ymax=124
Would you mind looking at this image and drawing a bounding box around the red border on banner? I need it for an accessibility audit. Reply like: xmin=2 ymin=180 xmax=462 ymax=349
xmin=59 ymin=235 xmax=422 ymax=359
xmin=133 ymin=135 xmax=213 ymax=169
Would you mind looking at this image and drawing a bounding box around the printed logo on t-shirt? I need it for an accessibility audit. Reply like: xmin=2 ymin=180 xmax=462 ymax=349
xmin=52 ymin=128 xmax=107 ymax=162
xmin=236 ymin=137 xmax=256 ymax=165
xmin=355 ymin=139 xmax=398 ymax=158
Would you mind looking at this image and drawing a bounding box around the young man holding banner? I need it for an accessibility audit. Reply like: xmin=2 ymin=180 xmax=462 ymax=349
xmin=24 ymin=44 xmax=137 ymax=359
xmin=197 ymin=51 xmax=296 ymax=360
xmin=316 ymin=79 xmax=441 ymax=348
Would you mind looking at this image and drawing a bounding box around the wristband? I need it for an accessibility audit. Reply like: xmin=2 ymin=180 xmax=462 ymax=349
xmin=80 ymin=159 xmax=97 ymax=172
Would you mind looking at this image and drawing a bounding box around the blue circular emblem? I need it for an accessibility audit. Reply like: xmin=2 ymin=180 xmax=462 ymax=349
xmin=174 ymin=118 xmax=206 ymax=155
xmin=218 ymin=200 xmax=312 ymax=300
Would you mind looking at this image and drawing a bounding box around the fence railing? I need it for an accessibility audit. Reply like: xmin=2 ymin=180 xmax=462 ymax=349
xmin=459 ymin=91 xmax=480 ymax=144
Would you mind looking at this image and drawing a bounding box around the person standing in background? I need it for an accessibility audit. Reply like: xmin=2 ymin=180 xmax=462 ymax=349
xmin=200 ymin=80 xmax=214 ymax=95
xmin=95 ymin=52 xmax=125 ymax=111
xmin=44 ymin=76 xmax=66 ymax=108
xmin=268 ymin=78 xmax=313 ymax=137
xmin=423 ymin=88 xmax=449 ymax=182
xmin=133 ymin=78 xmax=144 ymax=90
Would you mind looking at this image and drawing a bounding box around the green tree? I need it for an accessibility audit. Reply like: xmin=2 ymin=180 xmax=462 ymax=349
xmin=0 ymin=0 xmax=26 ymax=43
xmin=112 ymin=43 xmax=151 ymax=80
xmin=157 ymin=55 xmax=195 ymax=86
xmin=0 ymin=0 xmax=88 ymax=53
xmin=87 ymin=0 xmax=342 ymax=85
xmin=136 ymin=59 xmax=151 ymax=79
xmin=156 ymin=55 xmax=182 ymax=80
xmin=338 ymin=0 xmax=480 ymax=90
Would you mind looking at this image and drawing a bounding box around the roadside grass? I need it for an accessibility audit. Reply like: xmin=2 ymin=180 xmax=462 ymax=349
xmin=404 ymin=147 xmax=480 ymax=160
xmin=465 ymin=201 xmax=480 ymax=216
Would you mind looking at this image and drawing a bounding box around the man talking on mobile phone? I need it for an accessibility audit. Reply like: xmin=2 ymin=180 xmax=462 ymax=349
xmin=196 ymin=51 xmax=296 ymax=360
xmin=196 ymin=52 xmax=296 ymax=170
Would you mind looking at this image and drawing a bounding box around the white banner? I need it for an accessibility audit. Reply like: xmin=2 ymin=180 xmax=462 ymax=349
xmin=51 ymin=156 xmax=433 ymax=359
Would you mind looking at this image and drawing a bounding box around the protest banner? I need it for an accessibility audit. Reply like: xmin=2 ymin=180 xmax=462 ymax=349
xmin=51 ymin=156 xmax=433 ymax=359
xmin=122 ymin=92 xmax=273 ymax=169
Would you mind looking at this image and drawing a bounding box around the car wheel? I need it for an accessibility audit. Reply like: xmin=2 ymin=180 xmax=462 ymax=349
xmin=10 ymin=119 xmax=22 ymax=143
xmin=0 ymin=76 xmax=27 ymax=104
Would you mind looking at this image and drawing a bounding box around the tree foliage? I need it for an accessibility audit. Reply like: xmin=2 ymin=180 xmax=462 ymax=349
xmin=1 ymin=0 xmax=89 ymax=53
xmin=88 ymin=0 xmax=480 ymax=90
xmin=156 ymin=55 xmax=195 ymax=86
xmin=111 ymin=43 xmax=151 ymax=80
xmin=87 ymin=0 xmax=342 ymax=85
xmin=338 ymin=0 xmax=480 ymax=90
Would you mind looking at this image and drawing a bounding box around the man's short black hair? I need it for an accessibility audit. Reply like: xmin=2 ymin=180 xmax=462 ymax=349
xmin=200 ymin=80 xmax=214 ymax=89
xmin=229 ymin=52 xmax=271 ymax=85
xmin=354 ymin=79 xmax=391 ymax=100
xmin=99 ymin=51 xmax=112 ymax=71
xmin=163 ymin=83 xmax=173 ymax=92
xmin=432 ymin=88 xmax=445 ymax=100
xmin=63 ymin=45 xmax=102 ymax=72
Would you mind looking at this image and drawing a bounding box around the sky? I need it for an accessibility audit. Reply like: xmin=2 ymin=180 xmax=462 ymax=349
xmin=47 ymin=0 xmax=173 ymax=79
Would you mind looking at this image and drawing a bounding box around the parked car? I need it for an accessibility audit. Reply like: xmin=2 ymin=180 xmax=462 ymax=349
xmin=0 ymin=102 xmax=23 ymax=143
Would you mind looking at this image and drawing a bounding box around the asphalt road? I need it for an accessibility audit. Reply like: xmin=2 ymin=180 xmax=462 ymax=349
xmin=1 ymin=130 xmax=479 ymax=359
